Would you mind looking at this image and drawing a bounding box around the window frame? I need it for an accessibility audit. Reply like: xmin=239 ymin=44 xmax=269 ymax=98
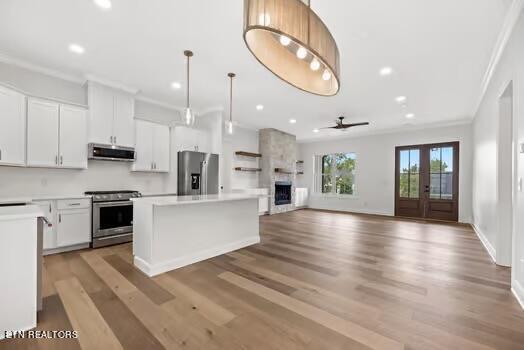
xmin=315 ymin=152 xmax=357 ymax=197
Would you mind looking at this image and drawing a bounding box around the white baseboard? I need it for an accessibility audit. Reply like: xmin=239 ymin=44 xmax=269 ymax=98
xmin=471 ymin=223 xmax=496 ymax=263
xmin=512 ymin=280 xmax=524 ymax=310
xmin=134 ymin=236 xmax=261 ymax=277
xmin=43 ymin=242 xmax=90 ymax=256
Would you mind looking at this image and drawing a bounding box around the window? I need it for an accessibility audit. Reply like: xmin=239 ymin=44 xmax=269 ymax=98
xmin=398 ymin=149 xmax=420 ymax=199
xmin=316 ymin=153 xmax=356 ymax=195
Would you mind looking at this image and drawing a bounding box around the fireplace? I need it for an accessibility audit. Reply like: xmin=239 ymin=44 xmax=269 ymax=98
xmin=275 ymin=181 xmax=292 ymax=205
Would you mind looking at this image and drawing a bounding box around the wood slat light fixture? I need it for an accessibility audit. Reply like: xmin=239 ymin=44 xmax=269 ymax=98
xmin=243 ymin=0 xmax=340 ymax=96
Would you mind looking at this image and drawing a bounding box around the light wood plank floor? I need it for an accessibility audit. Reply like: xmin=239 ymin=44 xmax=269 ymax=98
xmin=2 ymin=209 xmax=524 ymax=350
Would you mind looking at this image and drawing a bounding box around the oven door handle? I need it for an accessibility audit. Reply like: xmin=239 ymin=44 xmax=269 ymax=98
xmin=93 ymin=201 xmax=133 ymax=209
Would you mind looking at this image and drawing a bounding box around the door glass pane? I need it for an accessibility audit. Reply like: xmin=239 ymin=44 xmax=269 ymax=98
xmin=398 ymin=149 xmax=420 ymax=198
xmin=429 ymin=147 xmax=454 ymax=199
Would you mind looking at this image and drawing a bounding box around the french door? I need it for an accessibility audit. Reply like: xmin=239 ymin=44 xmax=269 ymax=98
xmin=395 ymin=142 xmax=459 ymax=222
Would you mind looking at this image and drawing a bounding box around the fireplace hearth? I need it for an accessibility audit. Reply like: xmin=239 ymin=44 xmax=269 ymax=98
xmin=275 ymin=181 xmax=292 ymax=205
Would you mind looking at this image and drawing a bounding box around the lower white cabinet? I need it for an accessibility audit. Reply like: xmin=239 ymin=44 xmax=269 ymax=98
xmin=295 ymin=188 xmax=309 ymax=208
xmin=56 ymin=209 xmax=91 ymax=247
xmin=33 ymin=198 xmax=91 ymax=252
xmin=133 ymin=120 xmax=170 ymax=172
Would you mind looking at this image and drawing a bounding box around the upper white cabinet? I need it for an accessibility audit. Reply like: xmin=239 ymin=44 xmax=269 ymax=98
xmin=173 ymin=126 xmax=210 ymax=153
xmin=133 ymin=119 xmax=170 ymax=172
xmin=88 ymin=82 xmax=135 ymax=147
xmin=0 ymin=86 xmax=26 ymax=166
xmin=59 ymin=105 xmax=88 ymax=168
xmin=27 ymin=98 xmax=87 ymax=169
xmin=27 ymin=99 xmax=60 ymax=167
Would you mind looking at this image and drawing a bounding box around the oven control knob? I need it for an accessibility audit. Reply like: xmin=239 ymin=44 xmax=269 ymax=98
xmin=117 ymin=194 xmax=122 ymax=199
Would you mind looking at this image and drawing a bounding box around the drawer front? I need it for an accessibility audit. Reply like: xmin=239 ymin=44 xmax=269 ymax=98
xmin=57 ymin=198 xmax=91 ymax=210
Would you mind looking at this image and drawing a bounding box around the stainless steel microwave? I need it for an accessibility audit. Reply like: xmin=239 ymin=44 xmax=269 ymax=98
xmin=88 ymin=143 xmax=136 ymax=162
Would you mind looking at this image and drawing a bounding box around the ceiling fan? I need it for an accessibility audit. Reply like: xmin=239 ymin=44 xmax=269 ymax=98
xmin=321 ymin=116 xmax=370 ymax=130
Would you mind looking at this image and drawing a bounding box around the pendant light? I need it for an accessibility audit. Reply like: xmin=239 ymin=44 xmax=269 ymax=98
xmin=182 ymin=50 xmax=196 ymax=126
xmin=243 ymin=0 xmax=340 ymax=96
xmin=225 ymin=73 xmax=235 ymax=135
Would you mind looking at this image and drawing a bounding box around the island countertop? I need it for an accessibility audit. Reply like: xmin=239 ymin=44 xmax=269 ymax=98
xmin=131 ymin=193 xmax=261 ymax=206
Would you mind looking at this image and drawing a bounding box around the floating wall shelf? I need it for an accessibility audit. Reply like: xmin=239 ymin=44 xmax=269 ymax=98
xmin=235 ymin=167 xmax=262 ymax=172
xmin=296 ymin=172 xmax=304 ymax=175
xmin=296 ymin=160 xmax=304 ymax=164
xmin=275 ymin=168 xmax=294 ymax=174
xmin=235 ymin=151 xmax=262 ymax=158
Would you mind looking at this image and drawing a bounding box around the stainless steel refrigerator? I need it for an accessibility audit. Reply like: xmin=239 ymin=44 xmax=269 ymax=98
xmin=177 ymin=151 xmax=219 ymax=195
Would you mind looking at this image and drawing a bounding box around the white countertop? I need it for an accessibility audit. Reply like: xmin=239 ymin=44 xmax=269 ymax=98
xmin=0 ymin=204 xmax=44 ymax=222
xmin=132 ymin=193 xmax=261 ymax=206
xmin=0 ymin=194 xmax=91 ymax=205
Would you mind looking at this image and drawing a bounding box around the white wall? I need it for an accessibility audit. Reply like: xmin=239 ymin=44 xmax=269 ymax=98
xmin=222 ymin=126 xmax=260 ymax=192
xmin=472 ymin=10 xmax=524 ymax=303
xmin=297 ymin=123 xmax=473 ymax=223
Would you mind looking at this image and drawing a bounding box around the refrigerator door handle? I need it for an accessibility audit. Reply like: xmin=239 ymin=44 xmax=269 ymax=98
xmin=201 ymin=160 xmax=208 ymax=195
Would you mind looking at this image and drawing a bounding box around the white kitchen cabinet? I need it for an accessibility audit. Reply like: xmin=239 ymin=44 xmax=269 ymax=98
xmin=133 ymin=120 xmax=170 ymax=172
xmin=174 ymin=126 xmax=210 ymax=153
xmin=114 ymin=93 xmax=135 ymax=147
xmin=27 ymin=98 xmax=60 ymax=167
xmin=27 ymin=98 xmax=88 ymax=169
xmin=295 ymin=188 xmax=309 ymax=208
xmin=88 ymin=82 xmax=135 ymax=147
xmin=0 ymin=86 xmax=26 ymax=166
xmin=88 ymin=83 xmax=114 ymax=145
xmin=56 ymin=208 xmax=91 ymax=247
xmin=59 ymin=105 xmax=88 ymax=168
xmin=34 ymin=200 xmax=56 ymax=250
xmin=152 ymin=123 xmax=170 ymax=172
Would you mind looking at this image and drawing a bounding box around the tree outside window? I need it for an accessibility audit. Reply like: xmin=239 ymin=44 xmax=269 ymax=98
xmin=319 ymin=153 xmax=356 ymax=195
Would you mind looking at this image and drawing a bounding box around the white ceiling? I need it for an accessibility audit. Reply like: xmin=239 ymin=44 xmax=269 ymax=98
xmin=0 ymin=0 xmax=512 ymax=141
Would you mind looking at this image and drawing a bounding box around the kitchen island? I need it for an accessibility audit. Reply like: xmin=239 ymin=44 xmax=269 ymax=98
xmin=131 ymin=194 xmax=260 ymax=277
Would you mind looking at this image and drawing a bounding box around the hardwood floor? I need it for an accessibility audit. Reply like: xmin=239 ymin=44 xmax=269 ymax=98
xmin=2 ymin=209 xmax=524 ymax=350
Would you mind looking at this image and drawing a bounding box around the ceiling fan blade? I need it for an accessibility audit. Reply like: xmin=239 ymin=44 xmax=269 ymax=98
xmin=346 ymin=122 xmax=370 ymax=127
xmin=320 ymin=126 xmax=338 ymax=129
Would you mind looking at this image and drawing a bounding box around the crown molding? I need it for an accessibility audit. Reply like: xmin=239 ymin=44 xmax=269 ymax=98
xmin=135 ymin=95 xmax=184 ymax=112
xmin=84 ymin=74 xmax=140 ymax=95
xmin=472 ymin=0 xmax=524 ymax=117
xmin=0 ymin=52 xmax=84 ymax=84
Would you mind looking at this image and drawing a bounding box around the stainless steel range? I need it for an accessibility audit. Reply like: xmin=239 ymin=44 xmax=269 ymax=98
xmin=85 ymin=190 xmax=141 ymax=248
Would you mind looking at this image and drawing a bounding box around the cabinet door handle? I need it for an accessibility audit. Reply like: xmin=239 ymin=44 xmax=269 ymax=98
xmin=114 ymin=136 xmax=117 ymax=144
xmin=0 ymin=148 xmax=2 ymax=160
xmin=110 ymin=136 xmax=113 ymax=144
xmin=58 ymin=214 xmax=62 ymax=223
xmin=55 ymin=155 xmax=58 ymax=165
xmin=60 ymin=155 xmax=63 ymax=165
xmin=48 ymin=204 xmax=51 ymax=213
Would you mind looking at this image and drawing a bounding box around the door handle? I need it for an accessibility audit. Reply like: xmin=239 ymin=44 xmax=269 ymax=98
xmin=60 ymin=155 xmax=63 ymax=165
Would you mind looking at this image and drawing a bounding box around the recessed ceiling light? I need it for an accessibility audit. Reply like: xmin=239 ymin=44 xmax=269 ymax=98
xmin=68 ymin=44 xmax=85 ymax=55
xmin=395 ymin=96 xmax=407 ymax=103
xmin=93 ymin=0 xmax=112 ymax=9
xmin=379 ymin=67 xmax=393 ymax=76
xmin=171 ymin=82 xmax=182 ymax=89
xmin=313 ymin=128 xmax=320 ymax=133
xmin=289 ymin=119 xmax=297 ymax=124
xmin=256 ymin=104 xmax=264 ymax=111
xmin=405 ymin=113 xmax=415 ymax=119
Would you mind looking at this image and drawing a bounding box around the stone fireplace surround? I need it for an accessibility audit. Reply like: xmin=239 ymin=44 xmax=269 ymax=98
xmin=259 ymin=128 xmax=297 ymax=215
